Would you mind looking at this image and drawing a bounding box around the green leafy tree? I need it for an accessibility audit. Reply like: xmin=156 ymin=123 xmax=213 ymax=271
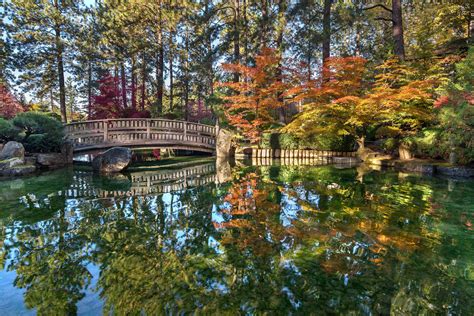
xmin=7 ymin=0 xmax=81 ymax=122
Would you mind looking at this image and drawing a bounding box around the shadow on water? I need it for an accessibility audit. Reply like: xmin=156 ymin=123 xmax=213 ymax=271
xmin=0 ymin=161 xmax=473 ymax=314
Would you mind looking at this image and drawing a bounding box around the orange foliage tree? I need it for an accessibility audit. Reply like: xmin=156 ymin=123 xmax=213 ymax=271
xmin=218 ymin=48 xmax=288 ymax=144
xmin=283 ymin=57 xmax=434 ymax=149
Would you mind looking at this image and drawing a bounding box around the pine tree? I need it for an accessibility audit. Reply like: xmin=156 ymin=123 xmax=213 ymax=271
xmin=7 ymin=0 xmax=80 ymax=122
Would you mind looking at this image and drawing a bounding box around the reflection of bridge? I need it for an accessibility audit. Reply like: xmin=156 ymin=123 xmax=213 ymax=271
xmin=65 ymin=119 xmax=216 ymax=153
xmin=61 ymin=163 xmax=217 ymax=198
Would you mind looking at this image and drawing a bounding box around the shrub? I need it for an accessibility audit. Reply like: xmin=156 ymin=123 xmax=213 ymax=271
xmin=0 ymin=118 xmax=19 ymax=142
xmin=12 ymin=112 xmax=64 ymax=153
xmin=261 ymin=132 xmax=355 ymax=151
xmin=421 ymin=47 xmax=474 ymax=164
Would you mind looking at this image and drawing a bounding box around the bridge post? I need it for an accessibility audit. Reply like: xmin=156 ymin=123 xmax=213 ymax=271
xmin=183 ymin=122 xmax=187 ymax=140
xmin=103 ymin=120 xmax=109 ymax=142
xmin=146 ymin=120 xmax=151 ymax=139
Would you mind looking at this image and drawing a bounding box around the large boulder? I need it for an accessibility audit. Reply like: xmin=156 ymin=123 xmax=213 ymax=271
xmin=216 ymin=128 xmax=234 ymax=159
xmin=36 ymin=153 xmax=68 ymax=169
xmin=0 ymin=141 xmax=25 ymax=162
xmin=0 ymin=164 xmax=36 ymax=177
xmin=0 ymin=158 xmax=24 ymax=170
xmin=92 ymin=147 xmax=132 ymax=173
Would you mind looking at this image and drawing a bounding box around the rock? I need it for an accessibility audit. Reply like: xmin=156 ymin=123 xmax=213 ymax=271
xmin=37 ymin=153 xmax=67 ymax=168
xmin=0 ymin=158 xmax=24 ymax=170
xmin=398 ymin=144 xmax=413 ymax=160
xmin=216 ymin=128 xmax=234 ymax=159
xmin=92 ymin=147 xmax=132 ymax=173
xmin=395 ymin=161 xmax=434 ymax=175
xmin=92 ymin=173 xmax=132 ymax=192
xmin=333 ymin=157 xmax=360 ymax=165
xmin=25 ymin=156 xmax=37 ymax=165
xmin=436 ymin=165 xmax=474 ymax=178
xmin=0 ymin=141 xmax=25 ymax=162
xmin=216 ymin=156 xmax=232 ymax=184
xmin=60 ymin=140 xmax=74 ymax=165
xmin=0 ymin=164 xmax=36 ymax=177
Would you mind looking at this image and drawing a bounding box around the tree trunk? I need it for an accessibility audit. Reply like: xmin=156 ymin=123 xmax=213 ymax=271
xmin=322 ymin=0 xmax=331 ymax=67
xmin=131 ymin=55 xmax=137 ymax=110
xmin=276 ymin=0 xmax=286 ymax=124
xmin=156 ymin=0 xmax=164 ymax=115
xmin=184 ymin=25 xmax=190 ymax=121
xmin=243 ymin=0 xmax=249 ymax=64
xmin=120 ymin=63 xmax=127 ymax=109
xmin=54 ymin=0 xmax=67 ymax=123
xmin=233 ymin=0 xmax=240 ymax=83
xmin=392 ymin=0 xmax=405 ymax=60
xmin=469 ymin=7 xmax=474 ymax=43
xmin=87 ymin=60 xmax=92 ymax=118
xmin=357 ymin=136 xmax=365 ymax=151
xmin=169 ymin=32 xmax=174 ymax=111
xmin=260 ymin=0 xmax=268 ymax=49
xmin=50 ymin=88 xmax=55 ymax=112
xmin=140 ymin=52 xmax=146 ymax=111
xmin=275 ymin=0 xmax=286 ymax=53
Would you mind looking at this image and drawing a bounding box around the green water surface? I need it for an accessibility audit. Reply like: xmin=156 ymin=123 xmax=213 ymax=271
xmin=0 ymin=163 xmax=473 ymax=315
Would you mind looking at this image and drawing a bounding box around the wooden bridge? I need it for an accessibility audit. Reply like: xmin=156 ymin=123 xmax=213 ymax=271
xmin=65 ymin=118 xmax=216 ymax=153
xmin=61 ymin=163 xmax=217 ymax=198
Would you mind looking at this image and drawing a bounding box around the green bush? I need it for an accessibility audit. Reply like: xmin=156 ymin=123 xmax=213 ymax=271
xmin=0 ymin=118 xmax=19 ymax=142
xmin=415 ymin=103 xmax=474 ymax=164
xmin=12 ymin=112 xmax=64 ymax=153
xmin=413 ymin=47 xmax=474 ymax=165
xmin=261 ymin=132 xmax=355 ymax=151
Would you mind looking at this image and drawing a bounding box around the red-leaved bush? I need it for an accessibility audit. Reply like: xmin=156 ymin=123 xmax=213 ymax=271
xmin=0 ymin=84 xmax=23 ymax=119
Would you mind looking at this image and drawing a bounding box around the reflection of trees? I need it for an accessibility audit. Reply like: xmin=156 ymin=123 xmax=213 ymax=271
xmin=0 ymin=166 xmax=473 ymax=314
xmin=3 ymin=194 xmax=91 ymax=314
xmin=77 ymin=184 xmax=227 ymax=314
xmin=214 ymin=167 xmax=474 ymax=314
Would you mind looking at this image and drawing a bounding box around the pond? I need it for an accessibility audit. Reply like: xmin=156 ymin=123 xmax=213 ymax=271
xmin=0 ymin=162 xmax=473 ymax=315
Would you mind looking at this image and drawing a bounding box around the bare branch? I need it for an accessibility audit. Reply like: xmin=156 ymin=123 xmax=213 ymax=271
xmin=363 ymin=4 xmax=392 ymax=13
xmin=374 ymin=17 xmax=394 ymax=23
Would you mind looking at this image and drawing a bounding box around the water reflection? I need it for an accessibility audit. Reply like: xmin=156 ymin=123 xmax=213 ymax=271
xmin=0 ymin=163 xmax=473 ymax=314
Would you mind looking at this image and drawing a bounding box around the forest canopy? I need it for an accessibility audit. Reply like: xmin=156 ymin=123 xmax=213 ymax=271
xmin=1 ymin=0 xmax=473 ymax=161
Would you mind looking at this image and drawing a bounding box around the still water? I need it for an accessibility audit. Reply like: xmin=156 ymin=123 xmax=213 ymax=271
xmin=0 ymin=162 xmax=473 ymax=315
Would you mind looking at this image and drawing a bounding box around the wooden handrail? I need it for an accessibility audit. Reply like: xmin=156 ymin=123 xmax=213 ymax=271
xmin=65 ymin=118 xmax=215 ymax=131
xmin=64 ymin=118 xmax=217 ymax=153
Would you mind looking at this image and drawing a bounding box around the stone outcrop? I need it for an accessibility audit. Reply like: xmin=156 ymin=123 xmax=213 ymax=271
xmin=216 ymin=127 xmax=234 ymax=159
xmin=0 ymin=164 xmax=36 ymax=177
xmin=92 ymin=147 xmax=132 ymax=173
xmin=36 ymin=153 xmax=68 ymax=169
xmin=395 ymin=161 xmax=435 ymax=175
xmin=0 ymin=141 xmax=25 ymax=161
xmin=0 ymin=140 xmax=74 ymax=177
xmin=436 ymin=165 xmax=474 ymax=178
xmin=0 ymin=142 xmax=35 ymax=177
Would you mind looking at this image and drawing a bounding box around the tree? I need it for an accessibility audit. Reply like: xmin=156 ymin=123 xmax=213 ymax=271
xmin=8 ymin=0 xmax=79 ymax=122
xmin=0 ymin=84 xmax=23 ymax=119
xmin=218 ymin=48 xmax=287 ymax=144
xmin=283 ymin=56 xmax=434 ymax=149
xmin=363 ymin=1 xmax=405 ymax=60
xmin=90 ymin=73 xmax=123 ymax=119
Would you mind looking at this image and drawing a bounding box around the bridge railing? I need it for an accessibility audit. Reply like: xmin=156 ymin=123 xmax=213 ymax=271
xmin=65 ymin=118 xmax=216 ymax=151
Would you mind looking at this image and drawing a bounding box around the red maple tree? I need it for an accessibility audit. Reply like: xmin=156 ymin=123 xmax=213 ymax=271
xmin=0 ymin=84 xmax=23 ymax=119
xmin=90 ymin=74 xmax=123 ymax=119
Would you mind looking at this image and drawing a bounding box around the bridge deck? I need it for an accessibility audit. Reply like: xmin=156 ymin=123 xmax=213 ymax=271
xmin=65 ymin=118 xmax=217 ymax=153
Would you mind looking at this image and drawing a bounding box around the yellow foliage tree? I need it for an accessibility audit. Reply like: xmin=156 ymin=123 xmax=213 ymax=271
xmin=282 ymin=57 xmax=435 ymax=149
